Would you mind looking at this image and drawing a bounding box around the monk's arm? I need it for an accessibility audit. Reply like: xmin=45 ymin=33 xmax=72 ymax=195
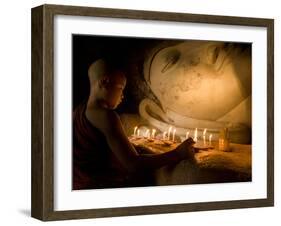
xmin=97 ymin=111 xmax=193 ymax=172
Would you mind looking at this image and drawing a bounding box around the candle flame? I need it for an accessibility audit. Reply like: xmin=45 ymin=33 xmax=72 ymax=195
xmin=133 ymin=126 xmax=138 ymax=136
xmin=209 ymin=134 xmax=212 ymax=145
xmin=152 ymin=129 xmax=156 ymax=139
xmin=163 ymin=131 xmax=167 ymax=140
xmin=203 ymin=128 xmax=207 ymax=136
xmin=168 ymin=126 xmax=172 ymax=140
xmin=194 ymin=128 xmax=198 ymax=142
xmin=145 ymin=129 xmax=150 ymax=138
xmin=186 ymin=131 xmax=190 ymax=139
xmin=172 ymin=128 xmax=176 ymax=142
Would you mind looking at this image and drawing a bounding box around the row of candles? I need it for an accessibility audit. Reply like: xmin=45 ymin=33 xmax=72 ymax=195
xmin=133 ymin=126 xmax=213 ymax=145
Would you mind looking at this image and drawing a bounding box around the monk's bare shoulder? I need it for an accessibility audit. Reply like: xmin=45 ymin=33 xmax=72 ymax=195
xmin=85 ymin=107 xmax=120 ymax=134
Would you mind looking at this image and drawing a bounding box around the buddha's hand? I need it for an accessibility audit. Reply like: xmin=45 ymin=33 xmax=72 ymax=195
xmin=175 ymin=138 xmax=196 ymax=162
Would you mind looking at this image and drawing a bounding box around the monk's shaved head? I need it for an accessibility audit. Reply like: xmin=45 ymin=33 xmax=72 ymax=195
xmin=88 ymin=59 xmax=108 ymax=84
xmin=88 ymin=58 xmax=126 ymax=85
xmin=87 ymin=58 xmax=127 ymax=109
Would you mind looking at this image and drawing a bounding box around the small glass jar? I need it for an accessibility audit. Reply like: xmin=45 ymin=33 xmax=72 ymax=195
xmin=218 ymin=128 xmax=231 ymax=152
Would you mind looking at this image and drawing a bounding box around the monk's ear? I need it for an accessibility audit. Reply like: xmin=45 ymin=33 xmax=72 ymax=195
xmin=99 ymin=77 xmax=109 ymax=88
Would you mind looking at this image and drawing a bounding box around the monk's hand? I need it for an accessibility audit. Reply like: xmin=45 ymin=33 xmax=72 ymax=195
xmin=175 ymin=138 xmax=196 ymax=162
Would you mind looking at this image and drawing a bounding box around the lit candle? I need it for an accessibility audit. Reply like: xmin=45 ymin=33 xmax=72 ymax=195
xmin=163 ymin=131 xmax=167 ymax=140
xmin=209 ymin=134 xmax=212 ymax=146
xmin=152 ymin=129 xmax=156 ymax=139
xmin=186 ymin=131 xmax=190 ymax=139
xmin=168 ymin=126 xmax=172 ymax=140
xmin=194 ymin=128 xmax=198 ymax=142
xmin=133 ymin=126 xmax=138 ymax=136
xmin=203 ymin=128 xmax=207 ymax=146
xmin=145 ymin=129 xmax=150 ymax=138
xmin=137 ymin=129 xmax=140 ymax=137
xmin=172 ymin=128 xmax=176 ymax=142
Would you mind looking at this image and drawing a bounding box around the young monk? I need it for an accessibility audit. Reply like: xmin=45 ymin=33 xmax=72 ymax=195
xmin=73 ymin=58 xmax=196 ymax=190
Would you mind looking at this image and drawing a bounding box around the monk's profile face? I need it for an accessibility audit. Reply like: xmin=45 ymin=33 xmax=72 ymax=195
xmin=100 ymin=71 xmax=126 ymax=109
xmin=147 ymin=41 xmax=251 ymax=121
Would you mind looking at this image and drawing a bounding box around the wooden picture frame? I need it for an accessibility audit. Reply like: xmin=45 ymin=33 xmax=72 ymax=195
xmin=31 ymin=4 xmax=274 ymax=221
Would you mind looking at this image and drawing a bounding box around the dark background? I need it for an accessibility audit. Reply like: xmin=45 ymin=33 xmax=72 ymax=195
xmin=72 ymin=35 xmax=166 ymax=113
xmin=72 ymin=35 xmax=182 ymax=113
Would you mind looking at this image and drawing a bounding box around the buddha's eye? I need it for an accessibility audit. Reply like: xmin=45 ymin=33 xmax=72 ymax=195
xmin=207 ymin=45 xmax=221 ymax=65
xmin=161 ymin=49 xmax=181 ymax=73
xmin=213 ymin=47 xmax=220 ymax=64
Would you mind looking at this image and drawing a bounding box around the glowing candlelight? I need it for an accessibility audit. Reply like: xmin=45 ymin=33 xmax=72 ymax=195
xmin=137 ymin=129 xmax=140 ymax=137
xmin=203 ymin=128 xmax=207 ymax=145
xmin=203 ymin=128 xmax=207 ymax=136
xmin=145 ymin=129 xmax=150 ymax=138
xmin=152 ymin=129 xmax=156 ymax=139
xmin=133 ymin=126 xmax=138 ymax=136
xmin=172 ymin=128 xmax=176 ymax=142
xmin=168 ymin=126 xmax=172 ymax=140
xmin=194 ymin=128 xmax=198 ymax=142
xmin=186 ymin=131 xmax=190 ymax=139
xmin=209 ymin=134 xmax=212 ymax=146
xmin=163 ymin=131 xmax=167 ymax=140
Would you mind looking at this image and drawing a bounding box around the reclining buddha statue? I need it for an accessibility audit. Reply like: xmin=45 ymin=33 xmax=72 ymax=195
xmin=138 ymin=40 xmax=251 ymax=144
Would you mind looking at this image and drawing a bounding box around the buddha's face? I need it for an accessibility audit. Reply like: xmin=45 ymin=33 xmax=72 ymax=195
xmin=147 ymin=41 xmax=251 ymax=121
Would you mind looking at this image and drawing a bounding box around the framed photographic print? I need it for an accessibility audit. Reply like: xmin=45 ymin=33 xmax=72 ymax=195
xmin=31 ymin=4 xmax=274 ymax=221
